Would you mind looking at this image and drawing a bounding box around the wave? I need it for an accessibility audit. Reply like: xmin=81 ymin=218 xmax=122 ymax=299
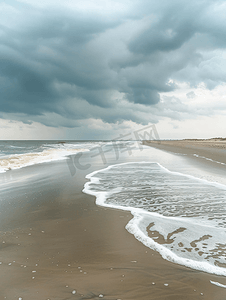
xmin=83 ymin=162 xmax=226 ymax=277
xmin=0 ymin=147 xmax=89 ymax=173
xmin=0 ymin=140 xmax=133 ymax=173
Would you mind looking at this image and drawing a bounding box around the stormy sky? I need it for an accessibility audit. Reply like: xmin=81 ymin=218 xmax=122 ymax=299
xmin=1 ymin=0 xmax=226 ymax=139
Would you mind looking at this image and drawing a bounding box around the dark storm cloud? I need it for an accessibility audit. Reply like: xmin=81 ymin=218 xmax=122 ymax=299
xmin=128 ymin=4 xmax=196 ymax=55
xmin=1 ymin=0 xmax=226 ymax=127
xmin=0 ymin=6 xmax=120 ymax=114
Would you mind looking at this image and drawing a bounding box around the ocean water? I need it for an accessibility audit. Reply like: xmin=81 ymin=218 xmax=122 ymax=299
xmin=1 ymin=140 xmax=226 ymax=282
xmin=0 ymin=140 xmax=103 ymax=173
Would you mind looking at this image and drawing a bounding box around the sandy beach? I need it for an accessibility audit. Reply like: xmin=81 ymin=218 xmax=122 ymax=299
xmin=0 ymin=142 xmax=226 ymax=300
xmin=143 ymin=138 xmax=226 ymax=165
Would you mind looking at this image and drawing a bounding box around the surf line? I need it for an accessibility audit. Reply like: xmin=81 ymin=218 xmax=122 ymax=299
xmin=83 ymin=161 xmax=226 ymax=277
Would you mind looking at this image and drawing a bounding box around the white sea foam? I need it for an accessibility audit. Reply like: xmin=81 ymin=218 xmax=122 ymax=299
xmin=193 ymin=154 xmax=226 ymax=165
xmin=0 ymin=147 xmax=89 ymax=173
xmin=173 ymin=152 xmax=187 ymax=156
xmin=0 ymin=140 xmax=135 ymax=173
xmin=83 ymin=162 xmax=226 ymax=277
xmin=210 ymin=280 xmax=226 ymax=288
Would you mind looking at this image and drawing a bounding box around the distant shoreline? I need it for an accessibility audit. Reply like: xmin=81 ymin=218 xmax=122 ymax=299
xmin=143 ymin=138 xmax=226 ymax=164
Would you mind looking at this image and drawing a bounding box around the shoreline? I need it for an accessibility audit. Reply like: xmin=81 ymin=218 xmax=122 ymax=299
xmin=143 ymin=139 xmax=226 ymax=165
xmin=0 ymin=148 xmax=226 ymax=299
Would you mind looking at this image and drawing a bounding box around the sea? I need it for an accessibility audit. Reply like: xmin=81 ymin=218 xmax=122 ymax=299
xmin=0 ymin=140 xmax=226 ymax=288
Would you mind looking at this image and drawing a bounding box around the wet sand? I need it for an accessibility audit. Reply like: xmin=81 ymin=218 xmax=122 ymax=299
xmin=0 ymin=149 xmax=226 ymax=299
xmin=143 ymin=139 xmax=226 ymax=164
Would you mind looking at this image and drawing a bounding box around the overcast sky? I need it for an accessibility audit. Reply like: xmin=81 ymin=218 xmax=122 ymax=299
xmin=1 ymin=0 xmax=226 ymax=139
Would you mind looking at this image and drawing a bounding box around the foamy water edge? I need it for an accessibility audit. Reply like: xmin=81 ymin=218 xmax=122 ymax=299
xmin=0 ymin=148 xmax=90 ymax=173
xmin=83 ymin=161 xmax=226 ymax=277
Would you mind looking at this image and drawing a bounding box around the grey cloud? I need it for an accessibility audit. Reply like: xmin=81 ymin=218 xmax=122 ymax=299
xmin=1 ymin=0 xmax=226 ymax=128
xmin=127 ymin=89 xmax=160 ymax=105
xmin=153 ymin=96 xmax=192 ymax=121
xmin=128 ymin=0 xmax=204 ymax=55
xmin=128 ymin=18 xmax=194 ymax=56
